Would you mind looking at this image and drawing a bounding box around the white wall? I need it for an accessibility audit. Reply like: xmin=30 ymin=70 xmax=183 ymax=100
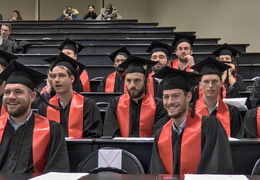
xmin=1 ymin=0 xmax=260 ymax=52
xmin=150 ymin=0 xmax=260 ymax=52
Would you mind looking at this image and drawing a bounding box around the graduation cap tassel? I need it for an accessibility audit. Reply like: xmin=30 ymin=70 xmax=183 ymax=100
xmin=36 ymin=90 xmax=61 ymax=111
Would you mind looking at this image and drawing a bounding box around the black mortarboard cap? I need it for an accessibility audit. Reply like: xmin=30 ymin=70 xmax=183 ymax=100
xmin=43 ymin=55 xmax=58 ymax=70
xmin=153 ymin=66 xmax=201 ymax=92
xmin=119 ymin=55 xmax=157 ymax=75
xmin=50 ymin=53 xmax=86 ymax=79
xmin=212 ymin=43 xmax=241 ymax=57
xmin=0 ymin=49 xmax=18 ymax=67
xmin=58 ymin=38 xmax=84 ymax=54
xmin=108 ymin=46 xmax=131 ymax=62
xmin=172 ymin=33 xmax=196 ymax=47
xmin=146 ymin=41 xmax=174 ymax=57
xmin=0 ymin=60 xmax=47 ymax=90
xmin=191 ymin=57 xmax=231 ymax=77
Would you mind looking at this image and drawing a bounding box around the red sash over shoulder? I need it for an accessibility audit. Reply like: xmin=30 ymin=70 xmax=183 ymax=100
xmin=105 ymin=71 xmax=117 ymax=92
xmin=47 ymin=91 xmax=84 ymax=138
xmin=196 ymin=97 xmax=230 ymax=137
xmin=105 ymin=71 xmax=127 ymax=92
xmin=0 ymin=113 xmax=50 ymax=173
xmin=158 ymin=109 xmax=201 ymax=174
xmin=0 ymin=106 xmax=7 ymax=116
xmin=116 ymin=92 xmax=156 ymax=137
xmin=256 ymin=107 xmax=260 ymax=137
xmin=40 ymin=86 xmax=48 ymax=94
xmin=80 ymin=70 xmax=90 ymax=92
xmin=199 ymin=85 xmax=226 ymax=99
xmin=147 ymin=73 xmax=155 ymax=97
xmin=170 ymin=59 xmax=192 ymax=72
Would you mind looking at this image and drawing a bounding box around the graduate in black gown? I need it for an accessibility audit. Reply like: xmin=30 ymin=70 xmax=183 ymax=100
xmin=146 ymin=41 xmax=175 ymax=98
xmin=149 ymin=67 xmax=233 ymax=174
xmin=244 ymin=107 xmax=260 ymax=138
xmin=212 ymin=43 xmax=246 ymax=92
xmin=0 ymin=60 xmax=69 ymax=173
xmin=37 ymin=53 xmax=102 ymax=138
xmin=103 ymin=56 xmax=168 ymax=137
xmin=191 ymin=57 xmax=244 ymax=138
xmin=97 ymin=46 xmax=130 ymax=92
xmin=0 ymin=50 xmax=18 ymax=110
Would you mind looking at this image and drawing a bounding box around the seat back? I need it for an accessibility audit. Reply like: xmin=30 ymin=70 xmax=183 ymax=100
xmin=77 ymin=147 xmax=145 ymax=174
xmin=252 ymin=158 xmax=260 ymax=175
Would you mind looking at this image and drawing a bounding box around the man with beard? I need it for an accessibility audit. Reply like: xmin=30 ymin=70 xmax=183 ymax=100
xmin=103 ymin=56 xmax=168 ymax=137
xmin=0 ymin=50 xmax=18 ymax=115
xmin=149 ymin=66 xmax=233 ymax=174
xmin=0 ymin=60 xmax=69 ymax=173
xmin=146 ymin=41 xmax=174 ymax=98
xmin=97 ymin=46 xmax=130 ymax=92
xmin=170 ymin=33 xmax=196 ymax=72
xmin=37 ymin=53 xmax=103 ymax=138
xmin=191 ymin=57 xmax=244 ymax=138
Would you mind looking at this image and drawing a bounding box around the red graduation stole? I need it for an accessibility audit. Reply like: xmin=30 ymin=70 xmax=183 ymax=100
xmin=256 ymin=107 xmax=260 ymax=137
xmin=158 ymin=109 xmax=201 ymax=174
xmin=105 ymin=71 xmax=127 ymax=92
xmin=170 ymin=59 xmax=192 ymax=72
xmin=0 ymin=105 xmax=7 ymax=116
xmin=47 ymin=91 xmax=84 ymax=138
xmin=40 ymin=86 xmax=48 ymax=94
xmin=80 ymin=70 xmax=90 ymax=92
xmin=198 ymin=85 xmax=226 ymax=99
xmin=0 ymin=113 xmax=50 ymax=173
xmin=116 ymin=92 xmax=156 ymax=137
xmin=147 ymin=73 xmax=155 ymax=97
xmin=196 ymin=97 xmax=230 ymax=137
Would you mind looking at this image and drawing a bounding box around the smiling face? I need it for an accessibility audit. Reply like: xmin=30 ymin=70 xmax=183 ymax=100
xmin=162 ymin=89 xmax=191 ymax=119
xmin=3 ymin=83 xmax=35 ymax=118
xmin=151 ymin=51 xmax=169 ymax=73
xmin=1 ymin=25 xmax=11 ymax=39
xmin=200 ymin=74 xmax=222 ymax=99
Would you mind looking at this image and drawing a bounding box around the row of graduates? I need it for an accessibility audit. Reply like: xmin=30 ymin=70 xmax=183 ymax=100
xmin=0 ymin=33 xmax=256 ymax=173
xmin=0 ymin=52 xmax=235 ymax=174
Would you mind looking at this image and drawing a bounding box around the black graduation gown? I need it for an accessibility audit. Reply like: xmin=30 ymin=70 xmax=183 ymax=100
xmin=149 ymin=115 xmax=234 ymax=174
xmin=97 ymin=73 xmax=125 ymax=93
xmin=37 ymin=96 xmax=103 ymax=138
xmin=189 ymin=102 xmax=244 ymax=138
xmin=244 ymin=108 xmax=259 ymax=138
xmin=250 ymin=78 xmax=260 ymax=108
xmin=0 ymin=113 xmax=70 ymax=173
xmin=103 ymin=96 xmax=168 ymax=137
xmin=231 ymin=74 xmax=246 ymax=91
xmin=152 ymin=78 xmax=163 ymax=99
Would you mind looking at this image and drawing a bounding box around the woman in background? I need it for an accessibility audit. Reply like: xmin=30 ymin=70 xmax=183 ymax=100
xmin=83 ymin=5 xmax=97 ymax=20
xmin=8 ymin=10 xmax=23 ymax=21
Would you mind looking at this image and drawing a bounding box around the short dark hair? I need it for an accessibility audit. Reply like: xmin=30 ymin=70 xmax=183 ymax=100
xmin=88 ymin=4 xmax=95 ymax=9
xmin=2 ymin=23 xmax=12 ymax=31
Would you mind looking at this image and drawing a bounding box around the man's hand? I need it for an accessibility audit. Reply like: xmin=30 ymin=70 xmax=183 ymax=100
xmin=183 ymin=55 xmax=195 ymax=67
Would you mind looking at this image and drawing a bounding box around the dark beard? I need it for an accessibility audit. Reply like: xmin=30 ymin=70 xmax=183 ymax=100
xmin=128 ymin=86 xmax=145 ymax=99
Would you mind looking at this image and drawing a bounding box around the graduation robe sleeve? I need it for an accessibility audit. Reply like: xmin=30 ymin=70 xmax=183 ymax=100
xmin=232 ymin=74 xmax=246 ymax=91
xmin=149 ymin=115 xmax=234 ymax=174
xmin=152 ymin=98 xmax=168 ymax=134
xmin=44 ymin=120 xmax=70 ymax=172
xmin=103 ymin=96 xmax=121 ymax=137
xmin=244 ymin=108 xmax=258 ymax=138
xmin=227 ymin=104 xmax=245 ymax=138
xmin=97 ymin=75 xmax=107 ymax=92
